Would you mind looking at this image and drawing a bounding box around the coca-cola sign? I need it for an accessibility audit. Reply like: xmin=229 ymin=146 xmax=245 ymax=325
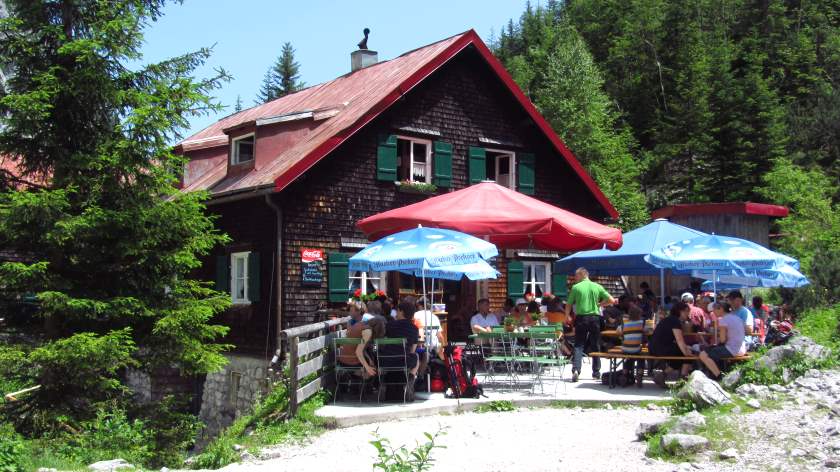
xmin=301 ymin=248 xmax=323 ymax=263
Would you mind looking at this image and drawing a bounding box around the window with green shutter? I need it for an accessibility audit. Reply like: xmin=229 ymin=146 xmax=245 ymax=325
xmin=328 ymin=252 xmax=350 ymax=303
xmin=517 ymin=152 xmax=535 ymax=195
xmin=247 ymin=252 xmax=261 ymax=302
xmin=468 ymin=146 xmax=486 ymax=184
xmin=432 ymin=141 xmax=452 ymax=188
xmin=215 ymin=255 xmax=230 ymax=293
xmin=376 ymin=134 xmax=398 ymax=181
xmin=551 ymin=271 xmax=569 ymax=299
xmin=507 ymin=259 xmax=525 ymax=299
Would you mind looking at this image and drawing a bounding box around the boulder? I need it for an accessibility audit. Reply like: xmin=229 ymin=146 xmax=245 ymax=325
xmin=789 ymin=336 xmax=831 ymax=361
xmin=677 ymin=371 xmax=733 ymax=408
xmin=721 ymin=369 xmax=742 ymax=390
xmin=87 ymin=459 xmax=134 ymax=471
xmin=670 ymin=411 xmax=706 ymax=434
xmin=720 ymin=448 xmax=739 ymax=459
xmin=736 ymin=383 xmax=772 ymax=399
xmin=660 ymin=434 xmax=709 ymax=454
xmin=637 ymin=418 xmax=668 ymax=440
xmin=746 ymin=398 xmax=761 ymax=409
xmin=753 ymin=345 xmax=797 ymax=371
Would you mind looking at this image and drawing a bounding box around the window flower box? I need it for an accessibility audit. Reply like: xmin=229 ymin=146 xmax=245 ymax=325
xmin=395 ymin=180 xmax=437 ymax=195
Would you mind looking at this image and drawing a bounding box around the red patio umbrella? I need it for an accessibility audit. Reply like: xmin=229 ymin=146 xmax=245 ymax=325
xmin=357 ymin=182 xmax=623 ymax=251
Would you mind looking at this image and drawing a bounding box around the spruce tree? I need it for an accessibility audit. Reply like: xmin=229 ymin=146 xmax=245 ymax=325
xmin=0 ymin=0 xmax=231 ymax=433
xmin=234 ymin=94 xmax=243 ymax=112
xmin=255 ymin=41 xmax=304 ymax=104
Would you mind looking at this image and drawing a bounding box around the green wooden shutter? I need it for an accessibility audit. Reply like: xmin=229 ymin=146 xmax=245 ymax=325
xmin=328 ymin=252 xmax=350 ymax=303
xmin=247 ymin=252 xmax=261 ymax=302
xmin=507 ymin=260 xmax=525 ymax=299
xmin=376 ymin=134 xmax=398 ymax=181
xmin=468 ymin=146 xmax=486 ymax=184
xmin=551 ymin=271 xmax=568 ymax=299
xmin=215 ymin=255 xmax=230 ymax=293
xmin=432 ymin=141 xmax=452 ymax=188
xmin=518 ymin=152 xmax=535 ymax=195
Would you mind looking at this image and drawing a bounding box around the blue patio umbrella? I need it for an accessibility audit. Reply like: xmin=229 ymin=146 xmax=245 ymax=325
xmin=555 ymin=219 xmax=708 ymax=306
xmin=696 ymin=263 xmax=810 ymax=290
xmin=400 ymin=260 xmax=500 ymax=281
xmin=349 ymin=226 xmax=498 ymax=273
xmin=645 ymin=234 xmax=791 ymax=294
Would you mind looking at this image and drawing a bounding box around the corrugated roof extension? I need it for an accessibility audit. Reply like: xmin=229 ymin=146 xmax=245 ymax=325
xmin=176 ymin=30 xmax=619 ymax=218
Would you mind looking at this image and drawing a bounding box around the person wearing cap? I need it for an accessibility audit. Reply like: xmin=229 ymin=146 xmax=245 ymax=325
xmin=565 ymin=267 xmax=615 ymax=382
xmin=508 ymin=297 xmax=530 ymax=327
xmin=682 ymin=293 xmax=707 ymax=331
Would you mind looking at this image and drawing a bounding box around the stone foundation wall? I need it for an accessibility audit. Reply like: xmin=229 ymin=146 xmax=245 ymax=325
xmin=198 ymin=354 xmax=270 ymax=437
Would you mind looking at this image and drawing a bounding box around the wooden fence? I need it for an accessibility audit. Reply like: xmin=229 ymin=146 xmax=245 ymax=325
xmin=278 ymin=310 xmax=351 ymax=417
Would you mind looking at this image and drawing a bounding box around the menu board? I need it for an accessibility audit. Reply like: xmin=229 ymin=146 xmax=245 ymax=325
xmin=301 ymin=248 xmax=324 ymax=287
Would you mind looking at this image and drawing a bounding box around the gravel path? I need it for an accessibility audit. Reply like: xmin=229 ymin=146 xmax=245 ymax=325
xmin=220 ymin=406 xmax=672 ymax=472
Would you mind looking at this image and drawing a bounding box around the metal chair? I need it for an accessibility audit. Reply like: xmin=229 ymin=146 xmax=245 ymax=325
xmin=333 ymin=337 xmax=366 ymax=404
xmin=374 ymin=337 xmax=409 ymax=404
xmin=477 ymin=331 xmax=519 ymax=390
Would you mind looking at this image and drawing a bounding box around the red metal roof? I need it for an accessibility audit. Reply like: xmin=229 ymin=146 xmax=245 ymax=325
xmin=652 ymin=202 xmax=790 ymax=219
xmin=177 ymin=30 xmax=618 ymax=218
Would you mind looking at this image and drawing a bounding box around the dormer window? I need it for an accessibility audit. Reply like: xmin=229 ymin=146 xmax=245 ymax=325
xmin=231 ymin=133 xmax=255 ymax=165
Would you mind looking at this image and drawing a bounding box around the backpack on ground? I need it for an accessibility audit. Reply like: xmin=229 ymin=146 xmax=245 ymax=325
xmin=443 ymin=344 xmax=483 ymax=399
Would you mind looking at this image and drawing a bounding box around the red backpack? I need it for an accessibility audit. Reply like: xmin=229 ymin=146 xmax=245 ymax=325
xmin=443 ymin=345 xmax=482 ymax=398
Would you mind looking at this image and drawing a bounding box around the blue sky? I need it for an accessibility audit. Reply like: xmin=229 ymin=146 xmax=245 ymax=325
xmin=139 ymin=0 xmax=531 ymax=138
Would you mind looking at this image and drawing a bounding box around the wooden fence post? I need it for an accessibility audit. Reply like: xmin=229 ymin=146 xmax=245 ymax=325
xmin=287 ymin=335 xmax=299 ymax=417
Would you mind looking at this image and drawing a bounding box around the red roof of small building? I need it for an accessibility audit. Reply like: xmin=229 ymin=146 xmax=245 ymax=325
xmin=651 ymin=202 xmax=790 ymax=219
xmin=177 ymin=30 xmax=618 ymax=218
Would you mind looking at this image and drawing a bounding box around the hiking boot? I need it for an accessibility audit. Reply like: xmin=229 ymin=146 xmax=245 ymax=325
xmin=592 ymin=371 xmax=601 ymax=380
xmin=571 ymin=370 xmax=579 ymax=383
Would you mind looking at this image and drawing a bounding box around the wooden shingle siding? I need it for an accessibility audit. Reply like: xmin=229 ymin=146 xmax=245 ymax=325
xmin=198 ymin=49 xmax=614 ymax=347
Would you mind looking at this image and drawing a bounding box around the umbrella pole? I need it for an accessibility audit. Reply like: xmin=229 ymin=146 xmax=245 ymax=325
xmin=659 ymin=268 xmax=665 ymax=310
xmin=713 ymin=270 xmax=717 ymax=300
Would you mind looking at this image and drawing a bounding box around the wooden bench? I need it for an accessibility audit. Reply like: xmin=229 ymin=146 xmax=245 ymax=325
xmin=590 ymin=348 xmax=751 ymax=389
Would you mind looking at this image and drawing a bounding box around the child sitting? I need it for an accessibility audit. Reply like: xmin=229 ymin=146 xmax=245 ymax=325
xmin=616 ymin=306 xmax=644 ymax=386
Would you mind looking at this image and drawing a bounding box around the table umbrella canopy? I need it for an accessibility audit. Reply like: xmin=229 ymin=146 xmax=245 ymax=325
xmin=554 ymin=219 xmax=707 ymax=275
xmin=348 ymin=226 xmax=498 ymax=273
xmin=645 ymin=234 xmax=787 ymax=272
xmin=691 ymin=258 xmax=811 ymax=290
xmin=356 ymin=181 xmax=622 ymax=251
xmin=698 ymin=264 xmax=810 ymax=290
xmin=399 ymin=260 xmax=500 ymax=281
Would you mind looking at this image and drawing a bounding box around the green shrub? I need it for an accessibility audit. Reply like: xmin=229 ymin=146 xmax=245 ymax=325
xmin=733 ymin=350 xmax=835 ymax=388
xmin=474 ymin=400 xmax=515 ymax=413
xmin=136 ymin=396 xmax=203 ymax=468
xmin=797 ymin=304 xmax=840 ymax=352
xmin=55 ymin=406 xmax=154 ymax=467
xmin=370 ymin=428 xmax=446 ymax=472
xmin=0 ymin=423 xmax=25 ymax=472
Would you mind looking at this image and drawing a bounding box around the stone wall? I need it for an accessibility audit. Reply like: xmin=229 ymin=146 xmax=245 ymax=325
xmin=198 ymin=354 xmax=270 ymax=437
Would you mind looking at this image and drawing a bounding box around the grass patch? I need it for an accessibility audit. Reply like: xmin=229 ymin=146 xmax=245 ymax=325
xmin=646 ymin=400 xmax=749 ymax=462
xmin=549 ymin=399 xmax=643 ymax=410
xmin=732 ymin=349 xmax=835 ymax=389
xmin=797 ymin=304 xmax=840 ymax=353
xmin=189 ymin=387 xmax=328 ymax=469
xmin=474 ymin=400 xmax=515 ymax=413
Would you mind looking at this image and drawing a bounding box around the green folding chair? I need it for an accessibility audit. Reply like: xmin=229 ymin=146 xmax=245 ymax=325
xmin=374 ymin=337 xmax=409 ymax=404
xmin=333 ymin=337 xmax=366 ymax=404
xmin=477 ymin=331 xmax=518 ymax=390
xmin=527 ymin=329 xmax=568 ymax=396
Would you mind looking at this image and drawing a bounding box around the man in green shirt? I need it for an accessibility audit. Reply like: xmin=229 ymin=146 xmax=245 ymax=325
xmin=565 ymin=267 xmax=615 ymax=382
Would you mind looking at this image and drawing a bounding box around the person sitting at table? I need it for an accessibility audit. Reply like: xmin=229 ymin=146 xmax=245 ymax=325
xmin=750 ymin=296 xmax=769 ymax=345
xmin=413 ymin=296 xmax=443 ymax=371
xmin=507 ymin=298 xmax=528 ymax=326
xmin=448 ymin=298 xmax=474 ymax=342
xmin=649 ymin=301 xmax=694 ymax=385
xmin=471 ymin=298 xmax=499 ymax=334
xmin=496 ymin=298 xmax=515 ymax=321
xmin=616 ymin=305 xmax=644 ymax=385
xmin=380 ymin=300 xmax=421 ymax=394
xmin=337 ymin=305 xmax=386 ymax=379
xmin=698 ymin=301 xmax=745 ymax=380
xmin=727 ymin=290 xmax=755 ymax=348
xmin=525 ymin=300 xmax=541 ymax=325
xmin=682 ymin=293 xmax=706 ymax=332
xmin=348 ymin=300 xmax=371 ymax=325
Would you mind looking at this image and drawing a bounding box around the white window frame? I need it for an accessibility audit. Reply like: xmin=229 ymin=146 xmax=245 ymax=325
xmin=349 ymin=270 xmax=387 ymax=295
xmin=230 ymin=251 xmax=250 ymax=304
xmin=396 ymin=136 xmax=433 ymax=184
xmin=230 ymin=133 xmax=255 ymax=165
xmin=523 ymin=261 xmax=551 ymax=299
xmin=486 ymin=148 xmax=516 ymax=190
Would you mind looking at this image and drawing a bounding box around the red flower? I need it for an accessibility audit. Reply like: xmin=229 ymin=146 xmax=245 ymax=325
xmin=353 ymin=288 xmax=362 ymax=298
